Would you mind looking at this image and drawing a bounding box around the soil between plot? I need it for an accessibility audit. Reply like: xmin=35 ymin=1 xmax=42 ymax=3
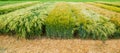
xmin=0 ymin=35 xmax=120 ymax=53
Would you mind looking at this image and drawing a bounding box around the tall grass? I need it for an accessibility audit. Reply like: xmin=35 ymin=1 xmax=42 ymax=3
xmin=45 ymin=3 xmax=76 ymax=38
xmin=70 ymin=3 xmax=116 ymax=40
xmin=0 ymin=2 xmax=118 ymax=40
xmin=0 ymin=3 xmax=54 ymax=38
xmin=110 ymin=17 xmax=120 ymax=38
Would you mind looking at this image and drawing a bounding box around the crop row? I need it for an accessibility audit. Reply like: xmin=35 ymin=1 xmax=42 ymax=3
xmin=45 ymin=2 xmax=116 ymax=40
xmin=45 ymin=3 xmax=76 ymax=38
xmin=110 ymin=17 xmax=120 ymax=38
xmin=71 ymin=3 xmax=115 ymax=40
xmin=95 ymin=2 xmax=120 ymax=7
xmin=82 ymin=2 xmax=120 ymax=38
xmin=0 ymin=1 xmax=39 ymax=15
xmin=0 ymin=2 xmax=119 ymax=40
xmin=0 ymin=2 xmax=55 ymax=38
xmin=87 ymin=2 xmax=120 ymax=13
xmin=82 ymin=2 xmax=120 ymax=18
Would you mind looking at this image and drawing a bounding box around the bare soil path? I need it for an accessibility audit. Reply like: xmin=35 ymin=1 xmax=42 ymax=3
xmin=0 ymin=35 xmax=120 ymax=53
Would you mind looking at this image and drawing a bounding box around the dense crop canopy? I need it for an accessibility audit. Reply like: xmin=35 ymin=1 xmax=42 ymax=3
xmin=0 ymin=3 xmax=55 ymax=38
xmin=70 ymin=3 xmax=116 ymax=40
xmin=110 ymin=17 xmax=120 ymax=37
xmin=45 ymin=3 xmax=76 ymax=38
xmin=0 ymin=2 xmax=119 ymax=40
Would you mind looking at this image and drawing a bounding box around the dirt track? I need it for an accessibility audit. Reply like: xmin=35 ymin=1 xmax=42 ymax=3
xmin=0 ymin=35 xmax=120 ymax=53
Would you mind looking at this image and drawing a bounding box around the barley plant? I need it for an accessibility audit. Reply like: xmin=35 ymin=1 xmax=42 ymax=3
xmin=45 ymin=3 xmax=76 ymax=39
xmin=0 ymin=2 xmax=118 ymax=40
xmin=110 ymin=17 xmax=120 ymax=38
xmin=0 ymin=3 xmax=55 ymax=38
xmin=70 ymin=4 xmax=116 ymax=40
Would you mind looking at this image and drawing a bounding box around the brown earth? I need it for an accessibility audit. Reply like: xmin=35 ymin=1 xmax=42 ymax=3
xmin=0 ymin=35 xmax=120 ymax=53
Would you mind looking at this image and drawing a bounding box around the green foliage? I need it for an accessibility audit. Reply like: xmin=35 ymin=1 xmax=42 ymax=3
xmin=78 ymin=19 xmax=115 ymax=40
xmin=0 ymin=0 xmax=120 ymax=2
xmin=0 ymin=1 xmax=25 ymax=6
xmin=70 ymin=4 xmax=116 ymax=40
xmin=0 ymin=3 xmax=54 ymax=38
xmin=0 ymin=2 xmax=119 ymax=40
xmin=0 ymin=2 xmax=39 ymax=15
xmin=110 ymin=17 xmax=120 ymax=38
xmin=45 ymin=3 xmax=76 ymax=38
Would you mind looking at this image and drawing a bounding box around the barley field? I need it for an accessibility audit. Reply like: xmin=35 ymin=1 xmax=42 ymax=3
xmin=0 ymin=0 xmax=120 ymax=53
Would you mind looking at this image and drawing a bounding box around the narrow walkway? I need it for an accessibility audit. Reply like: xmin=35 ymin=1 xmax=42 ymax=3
xmin=0 ymin=35 xmax=120 ymax=53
